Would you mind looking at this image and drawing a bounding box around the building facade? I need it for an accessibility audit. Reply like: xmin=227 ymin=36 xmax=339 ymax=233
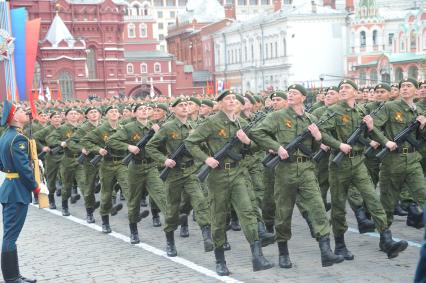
xmin=345 ymin=0 xmax=426 ymax=85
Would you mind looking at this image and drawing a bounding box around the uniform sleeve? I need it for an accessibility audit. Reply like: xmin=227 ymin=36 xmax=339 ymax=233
xmin=249 ymin=112 xmax=281 ymax=152
xmin=145 ymin=127 xmax=168 ymax=164
xmin=33 ymin=127 xmax=48 ymax=152
xmin=370 ymin=104 xmax=390 ymax=145
xmin=107 ymin=127 xmax=130 ymax=152
xmin=185 ymin=119 xmax=212 ymax=162
xmin=317 ymin=110 xmax=342 ymax=150
xmin=81 ymin=128 xmax=102 ymax=154
xmin=67 ymin=127 xmax=85 ymax=153
xmin=45 ymin=125 xmax=63 ymax=147
xmin=12 ymin=135 xmax=38 ymax=191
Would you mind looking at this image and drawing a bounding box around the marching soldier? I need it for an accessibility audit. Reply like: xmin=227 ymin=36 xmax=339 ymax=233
xmin=251 ymin=84 xmax=343 ymax=269
xmin=185 ymin=91 xmax=273 ymax=276
xmin=146 ymin=97 xmax=213 ymax=257
xmin=107 ymin=103 xmax=166 ymax=244
xmin=319 ymin=79 xmax=408 ymax=260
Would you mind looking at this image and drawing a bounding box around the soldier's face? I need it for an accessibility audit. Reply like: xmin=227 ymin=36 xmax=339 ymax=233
xmin=339 ymin=84 xmax=356 ymax=101
xmin=122 ymin=109 xmax=132 ymax=118
xmin=199 ymin=105 xmax=212 ymax=116
xmin=152 ymin=108 xmax=166 ymax=120
xmin=38 ymin=113 xmax=48 ymax=123
xmin=87 ymin=109 xmax=100 ymax=122
xmin=173 ymin=102 xmax=188 ymax=118
xmin=66 ymin=110 xmax=79 ymax=123
xmin=135 ymin=106 xmax=149 ymax=120
xmin=390 ymin=87 xmax=399 ymax=99
xmin=374 ymin=89 xmax=389 ymax=101
xmin=271 ymin=97 xmax=287 ymax=110
xmin=187 ymin=101 xmax=199 ymax=115
xmin=14 ymin=108 xmax=29 ymax=124
xmin=399 ymin=82 xmax=417 ymax=100
xmin=106 ymin=109 xmax=120 ymax=121
xmin=51 ymin=114 xmax=62 ymax=126
xmin=418 ymin=84 xmax=426 ymax=99
xmin=287 ymin=90 xmax=305 ymax=106
xmin=243 ymin=99 xmax=253 ymax=112
xmin=220 ymin=94 xmax=236 ymax=113
xmin=325 ymin=90 xmax=339 ymax=106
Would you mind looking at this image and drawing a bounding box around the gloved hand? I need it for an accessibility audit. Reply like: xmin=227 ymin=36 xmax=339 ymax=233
xmin=39 ymin=183 xmax=49 ymax=195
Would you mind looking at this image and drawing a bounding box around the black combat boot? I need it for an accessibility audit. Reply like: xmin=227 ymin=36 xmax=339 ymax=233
xmin=379 ymin=229 xmax=408 ymax=259
xmin=224 ymin=233 xmax=231 ymax=251
xmin=334 ymin=234 xmax=354 ymax=260
xmin=56 ymin=188 xmax=61 ymax=197
xmin=165 ymin=231 xmax=177 ymax=257
xmin=112 ymin=195 xmax=117 ymax=206
xmin=152 ymin=208 xmax=161 ymax=227
xmin=301 ymin=211 xmax=316 ymax=238
xmin=1 ymin=250 xmax=25 ymax=283
xmin=230 ymin=210 xmax=241 ymax=231
xmin=94 ymin=201 xmax=100 ymax=211
xmin=319 ymin=236 xmax=344 ymax=267
xmin=140 ymin=196 xmax=147 ymax=207
xmin=325 ymin=202 xmax=332 ymax=212
xmin=179 ymin=214 xmax=189 ymax=237
xmin=32 ymin=193 xmax=38 ymax=205
xmin=214 ymin=247 xmax=230 ymax=276
xmin=250 ymin=240 xmax=274 ymax=271
xmin=258 ymin=222 xmax=275 ymax=247
xmin=394 ymin=201 xmax=408 ymax=216
xmin=201 ymin=226 xmax=214 ymax=252
xmin=61 ymin=200 xmax=70 ymax=216
xmin=265 ymin=222 xmax=274 ymax=234
xmin=48 ymin=194 xmax=56 ymax=210
xmin=110 ymin=203 xmax=123 ymax=216
xmin=86 ymin=208 xmax=95 ymax=224
xmin=137 ymin=210 xmax=150 ymax=222
xmin=354 ymin=207 xmax=375 ymax=234
xmin=119 ymin=189 xmax=125 ymax=201
xmin=15 ymin=250 xmax=36 ymax=283
xmin=101 ymin=215 xmax=112 ymax=234
xmin=129 ymin=223 xmax=140 ymax=244
xmin=277 ymin=241 xmax=292 ymax=268
xmin=407 ymin=203 xmax=424 ymax=229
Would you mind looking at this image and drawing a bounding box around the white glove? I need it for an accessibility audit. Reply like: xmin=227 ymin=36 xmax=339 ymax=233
xmin=39 ymin=183 xmax=49 ymax=195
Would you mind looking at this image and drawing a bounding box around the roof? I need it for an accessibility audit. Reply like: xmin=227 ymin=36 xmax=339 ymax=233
xmin=388 ymin=53 xmax=426 ymax=63
xmin=354 ymin=61 xmax=378 ymax=68
xmin=44 ymin=14 xmax=76 ymax=47
xmin=192 ymin=70 xmax=212 ymax=82
xmin=124 ymin=50 xmax=173 ymax=60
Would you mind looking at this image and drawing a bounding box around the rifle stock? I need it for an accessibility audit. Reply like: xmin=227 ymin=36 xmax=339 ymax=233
xmin=159 ymin=143 xmax=187 ymax=181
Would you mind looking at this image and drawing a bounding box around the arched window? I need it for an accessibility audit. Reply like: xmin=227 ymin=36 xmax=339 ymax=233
xmin=133 ymin=4 xmax=140 ymax=16
xmin=32 ymin=61 xmax=41 ymax=90
xmin=58 ymin=71 xmax=74 ymax=99
xmin=370 ymin=69 xmax=378 ymax=84
xmin=140 ymin=63 xmax=147 ymax=73
xmin=143 ymin=4 xmax=149 ymax=16
xmin=408 ymin=65 xmax=418 ymax=79
xmin=86 ymin=48 xmax=97 ymax=79
xmin=154 ymin=62 xmax=161 ymax=73
xmin=128 ymin=23 xmax=136 ymax=38
xmin=251 ymin=43 xmax=254 ymax=61
xmin=127 ymin=63 xmax=134 ymax=74
xmin=372 ymin=30 xmax=378 ymax=46
xmin=140 ymin=23 xmax=147 ymax=38
xmin=360 ymin=31 xmax=366 ymax=47
xmin=410 ymin=30 xmax=417 ymax=50
xmin=395 ymin=67 xmax=403 ymax=82
xmin=283 ymin=38 xmax=287 ymax=56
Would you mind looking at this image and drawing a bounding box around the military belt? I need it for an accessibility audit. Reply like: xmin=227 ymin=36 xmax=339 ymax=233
xmin=332 ymin=150 xmax=363 ymax=159
xmin=104 ymin=156 xmax=124 ymax=162
xmin=4 ymin=173 xmax=19 ymax=179
xmin=132 ymin=159 xmax=154 ymax=165
xmin=65 ymin=153 xmax=80 ymax=158
xmin=218 ymin=161 xmax=239 ymax=170
xmin=395 ymin=147 xmax=416 ymax=154
xmin=176 ymin=160 xmax=194 ymax=170
xmin=288 ymin=156 xmax=310 ymax=163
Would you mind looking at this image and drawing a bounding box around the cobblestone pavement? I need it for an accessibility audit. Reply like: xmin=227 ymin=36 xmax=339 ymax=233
xmin=0 ymin=185 xmax=423 ymax=283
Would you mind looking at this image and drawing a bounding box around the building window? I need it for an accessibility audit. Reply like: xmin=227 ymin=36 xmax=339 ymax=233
xmin=372 ymin=30 xmax=378 ymax=46
xmin=270 ymin=42 xmax=273 ymax=58
xmin=154 ymin=63 xmax=161 ymax=73
xmin=395 ymin=67 xmax=403 ymax=82
xmin=250 ymin=0 xmax=258 ymax=4
xmin=244 ymin=45 xmax=247 ymax=62
xmin=261 ymin=0 xmax=270 ymax=4
xmin=238 ymin=0 xmax=247 ymax=5
xmin=170 ymin=11 xmax=175 ymax=18
xmin=410 ymin=30 xmax=417 ymax=50
xmin=133 ymin=4 xmax=140 ymax=16
xmin=400 ymin=39 xmax=405 ymax=52
xmin=265 ymin=43 xmax=269 ymax=59
xmin=168 ymin=22 xmax=174 ymax=26
xmin=360 ymin=31 xmax=366 ymax=47
xmin=127 ymin=63 xmax=134 ymax=74
xmin=128 ymin=23 xmax=136 ymax=38
xmin=154 ymin=0 xmax=164 ymax=7
xmin=140 ymin=63 xmax=147 ymax=73
xmin=359 ymin=71 xmax=366 ymax=85
xmin=283 ymin=38 xmax=287 ymax=56
xmin=143 ymin=5 xmax=149 ymax=16
xmin=388 ymin=33 xmax=394 ymax=45
xmin=58 ymin=71 xmax=74 ymax=99
xmin=159 ymin=34 xmax=164 ymax=40
xmin=408 ymin=65 xmax=418 ymax=78
xmin=86 ymin=48 xmax=97 ymax=79
xmin=157 ymin=11 xmax=163 ymax=18
xmin=283 ymin=0 xmax=291 ymax=4
xmin=275 ymin=41 xmax=278 ymax=57
xmin=259 ymin=43 xmax=262 ymax=59
xmin=178 ymin=0 xmax=187 ymax=6
xmin=166 ymin=0 xmax=175 ymax=6
xmin=251 ymin=43 xmax=254 ymax=61
xmin=370 ymin=69 xmax=377 ymax=83
xmin=158 ymin=23 xmax=164 ymax=30
xmin=140 ymin=23 xmax=147 ymax=38
xmin=226 ymin=0 xmax=233 ymax=4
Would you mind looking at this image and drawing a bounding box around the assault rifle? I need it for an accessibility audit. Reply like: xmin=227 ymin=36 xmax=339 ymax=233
xmin=375 ymin=116 xmax=424 ymax=161
xmin=89 ymin=146 xmax=110 ymax=167
xmin=159 ymin=143 xmax=188 ymax=181
xmin=122 ymin=113 xmax=173 ymax=166
xmin=332 ymin=103 xmax=385 ymax=166
xmin=197 ymin=111 xmax=268 ymax=182
xmin=264 ymin=112 xmax=336 ymax=169
xmin=77 ymin=152 xmax=87 ymax=165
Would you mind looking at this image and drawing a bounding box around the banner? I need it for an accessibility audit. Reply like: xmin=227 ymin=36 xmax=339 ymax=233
xmin=10 ymin=8 xmax=27 ymax=101
xmin=26 ymin=18 xmax=41 ymax=118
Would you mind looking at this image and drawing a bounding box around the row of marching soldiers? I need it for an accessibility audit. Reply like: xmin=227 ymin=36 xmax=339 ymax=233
xmin=5 ymin=77 xmax=424 ymax=276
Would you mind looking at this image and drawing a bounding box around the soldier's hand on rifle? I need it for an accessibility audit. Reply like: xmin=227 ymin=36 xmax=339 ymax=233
xmin=152 ymin=124 xmax=160 ymax=132
xmin=99 ymin=148 xmax=108 ymax=156
xmin=339 ymin=143 xmax=352 ymax=154
xmin=127 ymin=144 xmax=140 ymax=155
xmin=417 ymin=115 xmax=426 ymax=129
xmin=82 ymin=148 xmax=88 ymax=155
xmin=236 ymin=129 xmax=251 ymax=145
xmin=369 ymin=140 xmax=380 ymax=149
xmin=268 ymin=149 xmax=277 ymax=154
xmin=42 ymin=146 xmax=50 ymax=153
xmin=385 ymin=141 xmax=397 ymax=151
xmin=164 ymin=158 xmax=176 ymax=168
xmin=308 ymin=123 xmax=322 ymax=141
xmin=205 ymin=157 xmax=219 ymax=168
xmin=320 ymin=144 xmax=330 ymax=152
xmin=60 ymin=141 xmax=67 ymax=148
xmin=277 ymin=146 xmax=289 ymax=160
xmin=363 ymin=115 xmax=374 ymax=131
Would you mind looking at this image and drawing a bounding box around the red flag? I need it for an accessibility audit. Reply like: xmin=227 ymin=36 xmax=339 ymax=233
xmin=28 ymin=88 xmax=38 ymax=119
xmin=57 ymin=80 xmax=62 ymax=101
xmin=25 ymin=18 xmax=41 ymax=102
